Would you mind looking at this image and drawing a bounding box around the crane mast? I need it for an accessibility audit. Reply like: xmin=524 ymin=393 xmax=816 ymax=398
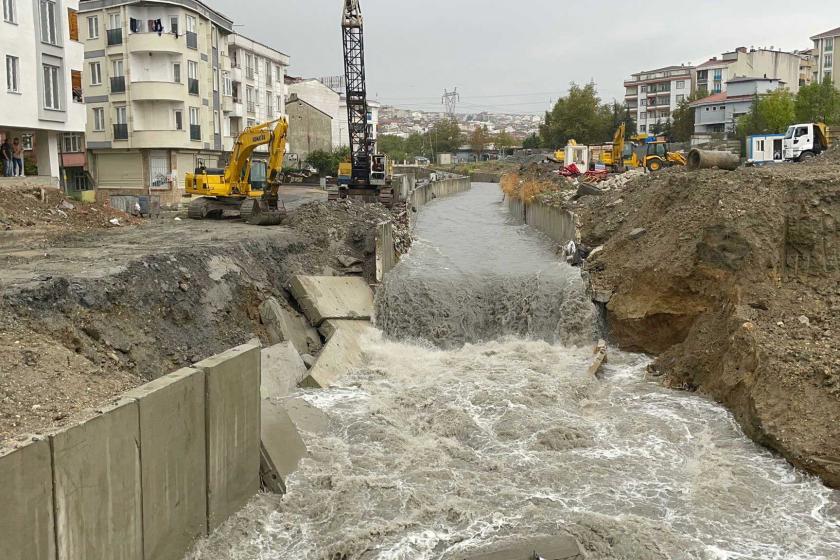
xmin=342 ymin=0 xmax=373 ymax=185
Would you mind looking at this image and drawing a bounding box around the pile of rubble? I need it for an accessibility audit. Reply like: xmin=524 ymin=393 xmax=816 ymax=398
xmin=0 ymin=186 xmax=140 ymax=232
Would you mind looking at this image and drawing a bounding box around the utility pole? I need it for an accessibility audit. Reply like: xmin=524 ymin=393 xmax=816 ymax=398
xmin=442 ymin=88 xmax=460 ymax=117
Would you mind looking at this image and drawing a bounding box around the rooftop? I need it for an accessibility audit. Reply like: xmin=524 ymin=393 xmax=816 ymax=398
xmin=812 ymin=26 xmax=840 ymax=40
xmin=690 ymin=92 xmax=755 ymax=107
xmin=79 ymin=0 xmax=233 ymax=31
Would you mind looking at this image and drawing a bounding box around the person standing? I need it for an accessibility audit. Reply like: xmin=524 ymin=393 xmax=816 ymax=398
xmin=11 ymin=138 xmax=23 ymax=177
xmin=0 ymin=137 xmax=12 ymax=177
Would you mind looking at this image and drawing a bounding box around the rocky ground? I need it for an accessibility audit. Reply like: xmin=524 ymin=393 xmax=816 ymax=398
xmin=0 ymin=185 xmax=407 ymax=446
xmin=558 ymin=154 xmax=840 ymax=488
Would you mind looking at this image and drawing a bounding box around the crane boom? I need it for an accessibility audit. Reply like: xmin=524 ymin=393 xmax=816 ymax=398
xmin=342 ymin=0 xmax=373 ymax=185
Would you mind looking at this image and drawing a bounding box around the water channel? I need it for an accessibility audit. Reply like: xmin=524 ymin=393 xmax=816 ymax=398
xmin=189 ymin=183 xmax=840 ymax=560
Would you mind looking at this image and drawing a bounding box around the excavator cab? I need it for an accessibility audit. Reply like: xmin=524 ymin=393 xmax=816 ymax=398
xmin=642 ymin=141 xmax=686 ymax=172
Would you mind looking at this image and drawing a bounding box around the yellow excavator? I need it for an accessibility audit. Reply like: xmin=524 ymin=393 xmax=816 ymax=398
xmin=632 ymin=140 xmax=687 ymax=171
xmin=185 ymin=118 xmax=288 ymax=225
xmin=601 ymin=123 xmax=627 ymax=172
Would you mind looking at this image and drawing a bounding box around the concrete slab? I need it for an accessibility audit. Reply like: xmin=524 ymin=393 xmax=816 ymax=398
xmin=301 ymin=322 xmax=374 ymax=388
xmin=0 ymin=438 xmax=55 ymax=560
xmin=259 ymin=297 xmax=322 ymax=354
xmin=289 ymin=275 xmax=374 ymax=326
xmin=195 ymin=343 xmax=261 ymax=531
xmin=261 ymin=400 xmax=308 ymax=479
xmin=52 ymin=398 xmax=143 ymax=560
xmin=261 ymin=342 xmax=308 ymax=398
xmin=281 ymin=398 xmax=330 ymax=435
xmin=124 ymin=368 xmax=207 ymax=560
xmin=461 ymin=536 xmax=581 ymax=560
xmin=319 ymin=318 xmax=372 ymax=340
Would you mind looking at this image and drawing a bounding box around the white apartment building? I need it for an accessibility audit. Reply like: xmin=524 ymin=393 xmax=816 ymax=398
xmin=1 ymin=0 xmax=86 ymax=185
xmin=624 ymin=65 xmax=694 ymax=133
xmin=338 ymin=95 xmax=379 ymax=148
xmin=78 ymin=0 xmax=233 ymax=205
xmin=811 ymin=27 xmax=840 ymax=85
xmin=225 ymin=34 xmax=289 ymax=154
xmin=286 ymin=78 xmax=341 ymax=148
xmin=694 ymin=47 xmax=804 ymax=95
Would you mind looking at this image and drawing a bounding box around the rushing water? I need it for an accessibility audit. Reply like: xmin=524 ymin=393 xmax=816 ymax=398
xmin=188 ymin=184 xmax=840 ymax=560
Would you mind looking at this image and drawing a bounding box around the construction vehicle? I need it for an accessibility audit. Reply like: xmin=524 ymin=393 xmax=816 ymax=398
xmin=185 ymin=118 xmax=288 ymax=224
xmin=335 ymin=0 xmax=393 ymax=205
xmin=601 ymin=123 xmax=627 ymax=172
xmin=783 ymin=122 xmax=831 ymax=162
xmin=632 ymin=140 xmax=687 ymax=171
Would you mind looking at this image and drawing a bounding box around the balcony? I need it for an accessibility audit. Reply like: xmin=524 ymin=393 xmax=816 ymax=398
xmin=131 ymin=130 xmax=189 ymax=149
xmin=127 ymin=32 xmax=182 ymax=54
xmin=110 ymin=76 xmax=126 ymax=93
xmin=106 ymin=28 xmax=123 ymax=46
xmin=231 ymin=101 xmax=244 ymax=117
xmin=231 ymin=67 xmax=242 ymax=82
xmin=131 ymin=81 xmax=183 ymax=101
xmin=222 ymin=96 xmax=233 ymax=112
xmin=113 ymin=123 xmax=129 ymax=140
xmin=188 ymin=78 xmax=199 ymax=96
xmin=190 ymin=124 xmax=201 ymax=141
xmin=186 ymin=31 xmax=198 ymax=49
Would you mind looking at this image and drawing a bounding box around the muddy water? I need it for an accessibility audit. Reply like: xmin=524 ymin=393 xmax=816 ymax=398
xmin=188 ymin=184 xmax=840 ymax=560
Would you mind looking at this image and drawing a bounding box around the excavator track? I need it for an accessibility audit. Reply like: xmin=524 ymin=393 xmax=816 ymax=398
xmin=187 ymin=197 xmax=227 ymax=220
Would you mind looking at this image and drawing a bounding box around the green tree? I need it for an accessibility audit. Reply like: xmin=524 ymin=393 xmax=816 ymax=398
xmin=428 ymin=118 xmax=463 ymax=154
xmin=737 ymin=90 xmax=796 ymax=138
xmin=405 ymin=133 xmax=428 ymax=160
xmin=522 ymin=133 xmax=541 ymax=149
xmin=305 ymin=147 xmax=349 ymax=176
xmin=670 ymin=92 xmax=703 ymax=142
xmin=470 ymin=125 xmax=490 ymax=159
xmin=795 ymin=78 xmax=840 ymax=123
xmin=495 ymin=131 xmax=516 ymax=154
xmin=377 ymin=135 xmax=408 ymax=163
xmin=539 ymin=82 xmax=613 ymax=148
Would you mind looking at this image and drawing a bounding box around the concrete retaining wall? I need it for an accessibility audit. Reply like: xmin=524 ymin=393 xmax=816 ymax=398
xmin=506 ymin=196 xmax=577 ymax=245
xmin=0 ymin=344 xmax=262 ymax=560
xmin=376 ymin=221 xmax=397 ymax=282
xmin=409 ymin=176 xmax=471 ymax=215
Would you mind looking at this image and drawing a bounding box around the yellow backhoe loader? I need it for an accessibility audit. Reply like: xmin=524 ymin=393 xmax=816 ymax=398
xmin=601 ymin=123 xmax=627 ymax=172
xmin=632 ymin=140 xmax=687 ymax=171
xmin=185 ymin=118 xmax=288 ymax=225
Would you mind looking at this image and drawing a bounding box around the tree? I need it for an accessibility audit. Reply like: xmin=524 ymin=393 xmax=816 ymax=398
xmin=305 ymin=147 xmax=349 ymax=176
xmin=795 ymin=78 xmax=840 ymax=123
xmin=377 ymin=135 xmax=408 ymax=164
xmin=737 ymin=90 xmax=796 ymax=139
xmin=670 ymin=92 xmax=703 ymax=142
xmin=495 ymin=131 xmax=516 ymax=155
xmin=470 ymin=125 xmax=490 ymax=159
xmin=428 ymin=118 xmax=463 ymax=154
xmin=522 ymin=134 xmax=541 ymax=149
xmin=539 ymin=82 xmax=613 ymax=148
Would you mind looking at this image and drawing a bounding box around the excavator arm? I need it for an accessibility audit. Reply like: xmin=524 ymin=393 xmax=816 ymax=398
xmin=224 ymin=120 xmax=280 ymax=187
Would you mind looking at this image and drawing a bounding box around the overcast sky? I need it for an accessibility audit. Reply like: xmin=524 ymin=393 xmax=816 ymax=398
xmin=210 ymin=0 xmax=840 ymax=114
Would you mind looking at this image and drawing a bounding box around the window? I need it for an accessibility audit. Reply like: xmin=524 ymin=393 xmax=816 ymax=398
xmin=713 ymin=69 xmax=722 ymax=80
xmin=174 ymin=109 xmax=183 ymax=130
xmin=115 ymin=105 xmax=126 ymax=124
xmin=112 ymin=58 xmax=123 ymax=77
xmin=40 ymin=0 xmax=57 ymax=44
xmin=108 ymin=12 xmax=120 ymax=29
xmin=43 ymin=63 xmax=60 ymax=109
xmin=826 ymin=38 xmax=834 ymax=53
xmin=213 ymin=110 xmax=219 ymax=133
xmin=173 ymin=62 xmax=181 ymax=83
xmin=169 ymin=16 xmax=178 ymax=35
xmin=87 ymin=15 xmax=98 ymax=38
xmin=189 ymin=107 xmax=199 ymax=124
xmin=62 ymin=133 xmax=83 ymax=153
xmin=188 ymin=60 xmax=197 ymax=80
xmin=265 ymin=60 xmax=271 ymax=78
xmin=67 ymin=8 xmax=78 ymax=41
xmin=640 ymin=99 xmax=647 ymax=106
xmin=89 ymin=61 xmax=101 ymax=85
xmin=211 ymin=26 xmax=217 ymax=48
xmin=186 ymin=15 xmax=196 ymax=33
xmin=245 ymin=54 xmax=253 ymax=78
xmin=825 ymin=53 xmax=833 ymax=69
xmin=640 ymin=85 xmax=647 ymax=92
xmin=266 ymin=91 xmax=272 ymax=115
xmin=640 ymin=125 xmax=646 ymax=132
xmin=254 ymin=57 xmax=260 ymax=75
xmin=93 ymin=107 xmax=105 ymax=131
xmin=6 ymin=55 xmax=19 ymax=92
xmin=676 ymin=94 xmax=684 ymax=103
xmin=71 ymin=69 xmax=81 ymax=102
xmin=276 ymin=95 xmax=282 ymax=113
xmin=697 ymin=70 xmax=708 ymax=81
xmin=213 ymin=69 xmax=218 ymax=91
xmin=223 ymin=72 xmax=231 ymax=96
xmin=3 ymin=0 xmax=16 ymax=23
xmin=676 ymin=80 xmax=685 ymax=90
xmin=274 ymin=65 xmax=281 ymax=82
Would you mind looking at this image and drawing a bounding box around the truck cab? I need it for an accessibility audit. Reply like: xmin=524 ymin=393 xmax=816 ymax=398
xmin=783 ymin=123 xmax=829 ymax=162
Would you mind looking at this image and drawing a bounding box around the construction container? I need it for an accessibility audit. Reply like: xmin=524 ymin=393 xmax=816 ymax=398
xmin=747 ymin=134 xmax=785 ymax=164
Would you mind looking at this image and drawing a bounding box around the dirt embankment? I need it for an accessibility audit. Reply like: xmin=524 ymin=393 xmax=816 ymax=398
xmin=0 ymin=193 xmax=404 ymax=445
xmin=570 ymin=155 xmax=840 ymax=487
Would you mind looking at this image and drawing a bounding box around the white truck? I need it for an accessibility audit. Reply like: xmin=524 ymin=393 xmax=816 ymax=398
xmin=782 ymin=122 xmax=830 ymax=162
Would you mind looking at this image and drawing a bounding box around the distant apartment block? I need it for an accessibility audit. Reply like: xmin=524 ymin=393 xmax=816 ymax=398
xmin=79 ymin=0 xmax=234 ymax=205
xmin=691 ymin=77 xmax=784 ymax=135
xmin=796 ymin=48 xmax=816 ymax=87
xmin=694 ymin=47 xmax=803 ymax=95
xmin=225 ymin=34 xmax=289 ymax=154
xmin=811 ymin=27 xmax=840 ymax=84
xmin=286 ymin=93 xmax=332 ymax=162
xmin=624 ymin=65 xmax=694 ymax=133
xmin=1 ymin=0 xmax=86 ymax=185
xmin=286 ymin=77 xmax=342 ymax=148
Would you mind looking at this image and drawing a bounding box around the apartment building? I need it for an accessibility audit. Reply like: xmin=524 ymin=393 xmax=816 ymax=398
xmin=796 ymin=48 xmax=816 ymax=87
xmin=811 ymin=27 xmax=840 ymax=85
xmin=624 ymin=65 xmax=694 ymax=133
xmin=78 ymin=0 xmax=233 ymax=205
xmin=286 ymin=93 xmax=332 ymax=162
xmin=286 ymin=78 xmax=342 ymax=148
xmin=1 ymin=0 xmax=86 ymax=185
xmin=691 ymin=77 xmax=784 ymax=135
xmin=225 ymin=34 xmax=289 ymax=154
xmin=694 ymin=47 xmax=803 ymax=95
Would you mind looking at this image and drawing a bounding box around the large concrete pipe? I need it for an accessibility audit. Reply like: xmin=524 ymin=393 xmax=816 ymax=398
xmin=687 ymin=149 xmax=741 ymax=171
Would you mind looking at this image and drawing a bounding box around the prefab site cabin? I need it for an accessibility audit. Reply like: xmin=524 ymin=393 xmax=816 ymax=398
xmin=747 ymin=134 xmax=785 ymax=164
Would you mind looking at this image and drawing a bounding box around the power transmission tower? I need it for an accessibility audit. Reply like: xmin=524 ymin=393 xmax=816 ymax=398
xmin=442 ymin=88 xmax=460 ymax=117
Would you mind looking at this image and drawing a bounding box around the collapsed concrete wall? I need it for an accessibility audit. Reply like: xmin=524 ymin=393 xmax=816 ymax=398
xmin=0 ymin=344 xmax=262 ymax=560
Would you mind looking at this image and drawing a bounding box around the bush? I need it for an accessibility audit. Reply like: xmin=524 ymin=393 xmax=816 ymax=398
xmin=305 ymin=148 xmax=350 ymax=177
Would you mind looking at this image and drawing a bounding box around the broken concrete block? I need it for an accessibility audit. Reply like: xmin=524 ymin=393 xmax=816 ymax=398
xmin=261 ymin=400 xmax=307 ymax=480
xmin=281 ymin=397 xmax=330 ymax=435
xmin=319 ymin=318 xmax=372 ymax=340
xmin=301 ymin=322 xmax=374 ymax=388
xmin=576 ymin=183 xmax=605 ymax=198
xmin=337 ymin=254 xmax=362 ymax=268
xmin=289 ymin=276 xmax=374 ymax=326
xmin=259 ymin=297 xmax=322 ymax=354
xmin=301 ymin=353 xmax=316 ymax=369
xmin=628 ymin=227 xmax=647 ymax=240
xmin=261 ymin=342 xmax=308 ymax=399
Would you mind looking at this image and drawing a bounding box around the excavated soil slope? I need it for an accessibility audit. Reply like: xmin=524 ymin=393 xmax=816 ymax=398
xmin=575 ymin=155 xmax=840 ymax=487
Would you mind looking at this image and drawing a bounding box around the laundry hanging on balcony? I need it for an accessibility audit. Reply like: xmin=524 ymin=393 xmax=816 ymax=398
xmin=129 ymin=18 xmax=141 ymax=32
xmin=148 ymin=19 xmax=164 ymax=36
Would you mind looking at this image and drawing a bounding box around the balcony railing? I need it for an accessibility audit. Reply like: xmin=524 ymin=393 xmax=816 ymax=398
xmin=186 ymin=31 xmax=198 ymax=49
xmin=245 ymin=67 xmax=254 ymax=80
xmin=106 ymin=28 xmax=123 ymax=46
xmin=110 ymin=76 xmax=126 ymax=93
xmin=113 ymin=123 xmax=128 ymax=140
xmin=188 ymin=78 xmax=199 ymax=95
xmin=247 ymin=102 xmax=255 ymax=114
xmin=190 ymin=124 xmax=201 ymax=141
